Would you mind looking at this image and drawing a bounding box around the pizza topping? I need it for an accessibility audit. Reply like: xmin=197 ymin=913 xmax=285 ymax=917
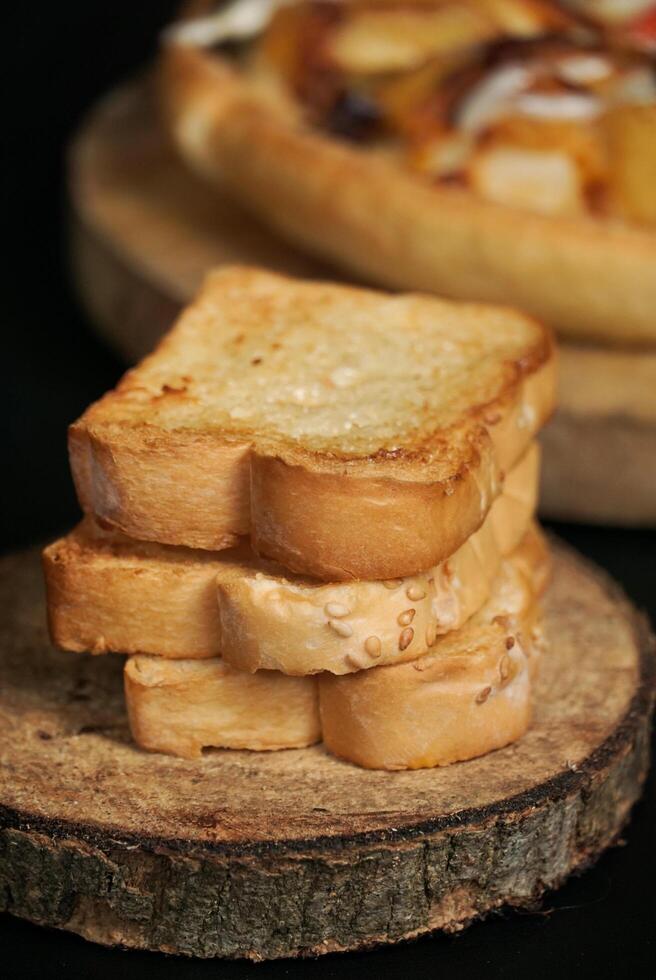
xmin=457 ymin=62 xmax=536 ymax=132
xmin=607 ymin=63 xmax=656 ymax=103
xmin=554 ymin=52 xmax=613 ymax=84
xmin=324 ymin=3 xmax=499 ymax=74
xmin=326 ymin=89 xmax=383 ymax=140
xmin=468 ymin=144 xmax=584 ymax=214
xmin=568 ymin=0 xmax=656 ymax=26
xmin=410 ymin=130 xmax=476 ymax=178
xmin=484 ymin=0 xmax=576 ymax=35
xmin=166 ymin=0 xmax=285 ymax=47
xmin=604 ymin=102 xmax=656 ymax=221
xmin=514 ymin=90 xmax=602 ymax=119
xmin=186 ymin=0 xmax=656 ymax=225
xmin=629 ymin=6 xmax=656 ymax=50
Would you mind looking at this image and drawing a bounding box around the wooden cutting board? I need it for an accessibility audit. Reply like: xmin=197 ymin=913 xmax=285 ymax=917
xmin=0 ymin=541 xmax=653 ymax=960
xmin=68 ymin=76 xmax=656 ymax=526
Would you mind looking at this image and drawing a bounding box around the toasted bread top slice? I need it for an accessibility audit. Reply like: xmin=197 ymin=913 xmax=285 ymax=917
xmin=70 ymin=266 xmax=554 ymax=579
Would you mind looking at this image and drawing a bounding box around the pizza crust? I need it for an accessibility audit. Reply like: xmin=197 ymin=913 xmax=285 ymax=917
xmin=160 ymin=42 xmax=656 ymax=347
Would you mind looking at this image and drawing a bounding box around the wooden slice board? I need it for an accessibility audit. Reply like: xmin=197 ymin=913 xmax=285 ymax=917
xmin=0 ymin=542 xmax=653 ymax=960
xmin=68 ymin=77 xmax=656 ymax=526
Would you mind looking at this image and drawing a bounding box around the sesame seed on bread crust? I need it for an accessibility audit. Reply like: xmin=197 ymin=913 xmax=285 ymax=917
xmin=44 ymin=444 xmax=540 ymax=673
xmin=319 ymin=529 xmax=548 ymax=770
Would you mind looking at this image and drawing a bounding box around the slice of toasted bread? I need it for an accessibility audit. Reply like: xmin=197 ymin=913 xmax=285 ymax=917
xmin=124 ymin=656 xmax=320 ymax=759
xmin=123 ymin=530 xmax=546 ymax=765
xmin=216 ymin=445 xmax=540 ymax=674
xmin=69 ymin=266 xmax=553 ymax=580
xmin=319 ymin=532 xmax=546 ymax=770
xmin=44 ymin=443 xmax=539 ymax=668
xmin=43 ymin=522 xmax=233 ymax=658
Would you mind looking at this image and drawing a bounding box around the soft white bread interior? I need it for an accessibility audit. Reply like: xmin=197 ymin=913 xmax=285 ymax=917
xmin=318 ymin=529 xmax=547 ymax=770
xmin=124 ymin=656 xmax=320 ymax=759
xmin=43 ymin=444 xmax=539 ymax=668
xmin=69 ymin=266 xmax=554 ymax=580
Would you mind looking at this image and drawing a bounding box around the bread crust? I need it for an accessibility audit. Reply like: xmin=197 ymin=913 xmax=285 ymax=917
xmin=69 ymin=266 xmax=553 ymax=580
xmin=43 ymin=447 xmax=539 ymax=669
xmin=161 ymin=43 xmax=656 ymax=347
xmin=43 ymin=521 xmax=230 ymax=658
xmin=489 ymin=440 xmax=539 ymax=555
xmin=218 ymin=446 xmax=541 ymax=674
xmin=249 ymin=437 xmax=496 ymax=580
xmin=123 ymin=530 xmax=545 ymax=766
xmin=124 ymin=657 xmax=320 ymax=759
xmin=68 ymin=422 xmax=251 ymax=552
xmin=319 ymin=533 xmax=545 ymax=770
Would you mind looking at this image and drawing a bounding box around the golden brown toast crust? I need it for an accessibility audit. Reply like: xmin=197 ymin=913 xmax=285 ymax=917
xmin=43 ymin=520 xmax=230 ymax=658
xmin=69 ymin=266 xmax=554 ymax=580
xmin=120 ymin=530 xmax=548 ymax=765
xmin=124 ymin=657 xmax=320 ymax=759
xmin=43 ymin=445 xmax=541 ymax=670
xmin=161 ymin=43 xmax=656 ymax=347
xmin=218 ymin=450 xmax=542 ymax=675
xmin=318 ymin=533 xmax=546 ymax=770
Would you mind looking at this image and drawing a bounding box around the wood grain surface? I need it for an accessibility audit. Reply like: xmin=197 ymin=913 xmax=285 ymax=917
xmin=0 ymin=542 xmax=653 ymax=959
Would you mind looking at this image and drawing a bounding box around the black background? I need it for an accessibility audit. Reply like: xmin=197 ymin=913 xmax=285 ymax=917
xmin=2 ymin=4 xmax=655 ymax=978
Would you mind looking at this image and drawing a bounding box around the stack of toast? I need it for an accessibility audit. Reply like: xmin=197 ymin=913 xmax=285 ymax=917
xmin=44 ymin=266 xmax=556 ymax=769
xmin=156 ymin=0 xmax=656 ymax=526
